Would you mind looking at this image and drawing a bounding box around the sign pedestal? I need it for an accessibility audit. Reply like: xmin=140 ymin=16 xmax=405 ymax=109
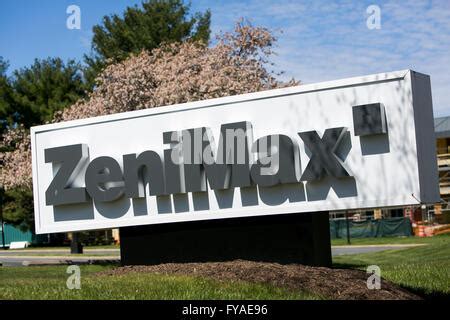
xmin=70 ymin=232 xmax=83 ymax=254
xmin=120 ymin=212 xmax=331 ymax=267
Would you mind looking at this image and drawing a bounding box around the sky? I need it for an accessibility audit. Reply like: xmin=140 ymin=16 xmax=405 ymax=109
xmin=0 ymin=0 xmax=449 ymax=117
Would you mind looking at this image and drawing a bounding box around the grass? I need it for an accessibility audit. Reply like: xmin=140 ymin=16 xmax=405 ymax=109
xmin=0 ymin=265 xmax=320 ymax=300
xmin=333 ymin=234 xmax=450 ymax=299
xmin=331 ymin=235 xmax=440 ymax=246
xmin=3 ymin=236 xmax=448 ymax=300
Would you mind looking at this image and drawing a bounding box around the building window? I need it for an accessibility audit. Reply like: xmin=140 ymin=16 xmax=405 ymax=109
xmin=389 ymin=208 xmax=404 ymax=218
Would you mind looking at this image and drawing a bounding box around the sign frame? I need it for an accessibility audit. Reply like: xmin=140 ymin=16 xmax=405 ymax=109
xmin=31 ymin=70 xmax=440 ymax=234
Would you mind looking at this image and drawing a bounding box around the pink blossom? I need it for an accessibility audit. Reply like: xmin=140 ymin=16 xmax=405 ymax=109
xmin=0 ymin=21 xmax=298 ymax=190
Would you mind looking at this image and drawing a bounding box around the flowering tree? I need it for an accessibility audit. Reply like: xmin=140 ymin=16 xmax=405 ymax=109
xmin=0 ymin=21 xmax=298 ymax=229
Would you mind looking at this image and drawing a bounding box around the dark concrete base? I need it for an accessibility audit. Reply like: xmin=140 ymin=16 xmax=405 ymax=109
xmin=120 ymin=211 xmax=331 ymax=267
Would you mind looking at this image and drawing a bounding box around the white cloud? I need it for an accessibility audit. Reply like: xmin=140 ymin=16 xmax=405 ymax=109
xmin=193 ymin=0 xmax=450 ymax=116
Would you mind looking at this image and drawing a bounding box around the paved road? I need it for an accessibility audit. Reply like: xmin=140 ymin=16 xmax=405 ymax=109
xmin=0 ymin=248 xmax=119 ymax=256
xmin=0 ymin=245 xmax=423 ymax=266
xmin=0 ymin=256 xmax=120 ymax=266
xmin=0 ymin=248 xmax=120 ymax=266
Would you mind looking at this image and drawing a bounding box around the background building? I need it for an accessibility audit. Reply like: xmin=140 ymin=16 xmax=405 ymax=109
xmin=435 ymin=116 xmax=450 ymax=204
xmin=330 ymin=116 xmax=450 ymax=238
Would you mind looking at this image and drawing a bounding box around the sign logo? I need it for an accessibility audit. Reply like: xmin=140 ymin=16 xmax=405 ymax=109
xmin=44 ymin=103 xmax=387 ymax=207
xmin=31 ymin=70 xmax=440 ymax=234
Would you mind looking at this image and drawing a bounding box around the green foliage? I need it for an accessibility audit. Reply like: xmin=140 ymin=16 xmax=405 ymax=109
xmin=85 ymin=0 xmax=211 ymax=86
xmin=333 ymin=234 xmax=450 ymax=299
xmin=79 ymin=230 xmax=115 ymax=246
xmin=0 ymin=57 xmax=15 ymax=133
xmin=0 ymin=265 xmax=319 ymax=300
xmin=2 ymin=187 xmax=34 ymax=232
xmin=2 ymin=2 xmax=212 ymax=125
xmin=0 ymin=1 xmax=212 ymax=230
xmin=11 ymin=57 xmax=87 ymax=128
xmin=435 ymin=211 xmax=450 ymax=224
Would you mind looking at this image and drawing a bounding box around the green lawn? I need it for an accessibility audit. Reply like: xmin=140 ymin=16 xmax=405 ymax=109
xmin=0 ymin=265 xmax=320 ymax=300
xmin=333 ymin=234 xmax=450 ymax=299
xmin=2 ymin=236 xmax=448 ymax=299
xmin=331 ymin=235 xmax=441 ymax=246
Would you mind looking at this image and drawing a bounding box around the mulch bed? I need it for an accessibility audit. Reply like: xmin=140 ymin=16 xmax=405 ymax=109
xmin=97 ymin=260 xmax=420 ymax=300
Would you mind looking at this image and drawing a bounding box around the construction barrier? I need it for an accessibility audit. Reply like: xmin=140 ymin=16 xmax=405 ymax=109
xmin=0 ymin=223 xmax=50 ymax=247
xmin=417 ymin=225 xmax=426 ymax=237
xmin=330 ymin=217 xmax=413 ymax=239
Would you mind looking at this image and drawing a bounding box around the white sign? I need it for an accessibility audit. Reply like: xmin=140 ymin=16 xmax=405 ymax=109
xmin=31 ymin=70 xmax=439 ymax=234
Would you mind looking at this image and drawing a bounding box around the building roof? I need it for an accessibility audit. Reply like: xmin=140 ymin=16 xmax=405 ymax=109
xmin=435 ymin=116 xmax=450 ymax=138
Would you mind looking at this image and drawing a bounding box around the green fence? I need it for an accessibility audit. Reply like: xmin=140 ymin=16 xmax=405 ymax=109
xmin=0 ymin=223 xmax=50 ymax=246
xmin=1 ymin=217 xmax=414 ymax=246
xmin=330 ymin=217 xmax=413 ymax=239
xmin=0 ymin=223 xmax=32 ymax=246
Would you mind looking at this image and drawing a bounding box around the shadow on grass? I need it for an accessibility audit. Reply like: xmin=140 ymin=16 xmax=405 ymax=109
xmin=332 ymin=262 xmax=449 ymax=301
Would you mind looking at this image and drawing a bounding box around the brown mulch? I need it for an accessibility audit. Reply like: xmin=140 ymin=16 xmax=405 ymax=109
xmin=97 ymin=260 xmax=420 ymax=300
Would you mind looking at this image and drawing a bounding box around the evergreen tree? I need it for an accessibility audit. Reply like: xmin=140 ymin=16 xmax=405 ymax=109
xmin=0 ymin=57 xmax=15 ymax=134
xmin=85 ymin=0 xmax=211 ymax=86
xmin=12 ymin=57 xmax=87 ymax=128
